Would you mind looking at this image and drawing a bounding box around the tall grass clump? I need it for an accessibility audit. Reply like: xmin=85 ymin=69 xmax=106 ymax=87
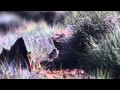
xmin=64 ymin=11 xmax=119 ymax=53
xmin=63 ymin=11 xmax=119 ymax=58
xmin=85 ymin=28 xmax=120 ymax=78
xmin=65 ymin=11 xmax=119 ymax=38
xmin=64 ymin=11 xmax=120 ymax=78
xmin=87 ymin=68 xmax=112 ymax=79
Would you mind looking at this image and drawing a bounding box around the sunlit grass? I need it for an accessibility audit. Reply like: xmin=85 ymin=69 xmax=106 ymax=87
xmin=88 ymin=68 xmax=112 ymax=79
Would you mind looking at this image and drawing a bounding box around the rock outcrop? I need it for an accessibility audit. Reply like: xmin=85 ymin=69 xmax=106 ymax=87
xmin=0 ymin=37 xmax=31 ymax=71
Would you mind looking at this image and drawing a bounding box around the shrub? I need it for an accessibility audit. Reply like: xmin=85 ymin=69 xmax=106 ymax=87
xmin=65 ymin=11 xmax=119 ymax=54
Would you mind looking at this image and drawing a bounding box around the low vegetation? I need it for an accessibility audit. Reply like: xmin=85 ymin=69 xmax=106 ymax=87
xmin=0 ymin=11 xmax=120 ymax=79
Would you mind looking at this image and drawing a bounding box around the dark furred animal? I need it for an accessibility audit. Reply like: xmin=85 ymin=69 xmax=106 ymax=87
xmin=52 ymin=33 xmax=66 ymax=51
xmin=48 ymin=49 xmax=59 ymax=61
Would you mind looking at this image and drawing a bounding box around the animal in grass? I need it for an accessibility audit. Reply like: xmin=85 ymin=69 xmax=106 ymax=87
xmin=52 ymin=33 xmax=66 ymax=52
xmin=47 ymin=49 xmax=59 ymax=61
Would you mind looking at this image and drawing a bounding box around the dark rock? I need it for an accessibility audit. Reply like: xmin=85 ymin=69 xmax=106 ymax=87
xmin=0 ymin=37 xmax=31 ymax=71
xmin=0 ymin=48 xmax=9 ymax=64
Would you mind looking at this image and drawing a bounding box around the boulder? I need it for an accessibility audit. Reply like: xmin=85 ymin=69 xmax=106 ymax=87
xmin=0 ymin=37 xmax=31 ymax=71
